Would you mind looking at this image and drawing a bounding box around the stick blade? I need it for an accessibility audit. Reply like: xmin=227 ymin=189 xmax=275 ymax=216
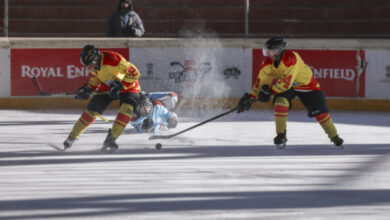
xmin=149 ymin=135 xmax=172 ymax=140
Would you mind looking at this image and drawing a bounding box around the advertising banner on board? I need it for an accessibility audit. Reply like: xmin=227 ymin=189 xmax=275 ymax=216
xmin=10 ymin=48 xmax=129 ymax=96
xmin=130 ymin=47 xmax=252 ymax=98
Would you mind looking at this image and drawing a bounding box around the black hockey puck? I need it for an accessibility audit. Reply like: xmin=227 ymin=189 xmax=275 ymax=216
xmin=155 ymin=143 xmax=162 ymax=150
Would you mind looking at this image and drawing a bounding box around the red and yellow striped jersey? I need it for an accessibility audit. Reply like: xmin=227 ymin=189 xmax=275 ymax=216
xmin=87 ymin=51 xmax=141 ymax=93
xmin=250 ymin=50 xmax=321 ymax=99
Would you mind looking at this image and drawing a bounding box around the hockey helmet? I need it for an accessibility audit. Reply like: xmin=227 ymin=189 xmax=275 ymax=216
xmin=80 ymin=45 xmax=101 ymax=70
xmin=263 ymin=37 xmax=286 ymax=57
xmin=136 ymin=94 xmax=153 ymax=116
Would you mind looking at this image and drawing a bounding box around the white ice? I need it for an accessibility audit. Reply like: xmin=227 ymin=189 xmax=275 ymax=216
xmin=0 ymin=109 xmax=389 ymax=220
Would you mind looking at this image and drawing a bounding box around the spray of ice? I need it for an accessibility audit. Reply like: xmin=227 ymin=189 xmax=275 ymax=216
xmin=173 ymin=37 xmax=233 ymax=117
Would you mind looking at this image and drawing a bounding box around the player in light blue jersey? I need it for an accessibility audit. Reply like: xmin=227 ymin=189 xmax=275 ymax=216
xmin=131 ymin=91 xmax=178 ymax=133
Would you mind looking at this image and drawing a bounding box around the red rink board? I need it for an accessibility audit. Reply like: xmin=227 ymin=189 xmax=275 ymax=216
xmin=11 ymin=48 xmax=129 ymax=96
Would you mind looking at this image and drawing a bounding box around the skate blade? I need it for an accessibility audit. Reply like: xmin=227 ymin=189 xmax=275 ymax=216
xmin=101 ymin=146 xmax=118 ymax=153
xmin=275 ymin=143 xmax=287 ymax=150
xmin=336 ymin=145 xmax=344 ymax=149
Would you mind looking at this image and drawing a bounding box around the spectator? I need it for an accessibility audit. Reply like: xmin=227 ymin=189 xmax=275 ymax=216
xmin=106 ymin=0 xmax=145 ymax=37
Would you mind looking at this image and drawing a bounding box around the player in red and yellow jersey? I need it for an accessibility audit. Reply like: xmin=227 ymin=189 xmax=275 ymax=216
xmin=63 ymin=45 xmax=143 ymax=152
xmin=236 ymin=37 xmax=343 ymax=149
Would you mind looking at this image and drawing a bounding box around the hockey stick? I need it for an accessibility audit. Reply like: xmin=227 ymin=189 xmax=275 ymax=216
xmin=97 ymin=115 xmax=109 ymax=123
xmin=30 ymin=76 xmax=109 ymax=122
xmin=355 ymin=49 xmax=367 ymax=97
xmin=31 ymin=76 xmax=50 ymax=96
xmin=30 ymin=76 xmax=108 ymax=96
xmin=149 ymin=108 xmax=237 ymax=140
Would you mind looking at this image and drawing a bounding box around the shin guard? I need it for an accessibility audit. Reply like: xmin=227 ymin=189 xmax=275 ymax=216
xmin=315 ymin=112 xmax=338 ymax=139
xmin=274 ymin=97 xmax=289 ymax=134
xmin=111 ymin=103 xmax=134 ymax=139
xmin=69 ymin=110 xmax=98 ymax=139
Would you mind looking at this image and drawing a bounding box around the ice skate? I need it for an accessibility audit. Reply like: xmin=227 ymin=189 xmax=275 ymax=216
xmin=63 ymin=136 xmax=76 ymax=150
xmin=274 ymin=131 xmax=287 ymax=150
xmin=331 ymin=135 xmax=344 ymax=149
xmin=102 ymin=129 xmax=118 ymax=153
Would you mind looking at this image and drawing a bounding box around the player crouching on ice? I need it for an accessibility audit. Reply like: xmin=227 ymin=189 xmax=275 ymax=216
xmin=236 ymin=37 xmax=344 ymax=150
xmin=63 ymin=45 xmax=144 ymax=152
xmin=130 ymin=92 xmax=178 ymax=133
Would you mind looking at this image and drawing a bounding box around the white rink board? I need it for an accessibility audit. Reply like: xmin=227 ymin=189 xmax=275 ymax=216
xmin=365 ymin=50 xmax=390 ymax=99
xmin=0 ymin=49 xmax=10 ymax=97
xmin=130 ymin=47 xmax=252 ymax=98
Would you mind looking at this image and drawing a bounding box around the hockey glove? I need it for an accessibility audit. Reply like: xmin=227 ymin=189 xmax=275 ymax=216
xmin=141 ymin=118 xmax=154 ymax=132
xmin=75 ymin=83 xmax=93 ymax=100
xmin=258 ymin=85 xmax=273 ymax=102
xmin=167 ymin=116 xmax=178 ymax=129
xmin=237 ymin=93 xmax=255 ymax=113
xmin=106 ymin=79 xmax=123 ymax=100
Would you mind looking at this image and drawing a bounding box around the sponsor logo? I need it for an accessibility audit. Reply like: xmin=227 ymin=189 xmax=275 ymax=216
xmin=311 ymin=66 xmax=356 ymax=81
xmin=168 ymin=60 xmax=212 ymax=83
xmin=21 ymin=65 xmax=90 ymax=79
xmin=380 ymin=65 xmax=390 ymax=82
xmin=223 ymin=66 xmax=241 ymax=79
xmin=139 ymin=63 xmax=161 ymax=80
xmin=146 ymin=63 xmax=153 ymax=77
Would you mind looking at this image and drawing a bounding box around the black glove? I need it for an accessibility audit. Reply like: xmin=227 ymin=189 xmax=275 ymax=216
xmin=237 ymin=93 xmax=255 ymax=113
xmin=106 ymin=79 xmax=123 ymax=100
xmin=75 ymin=83 xmax=93 ymax=100
xmin=167 ymin=116 xmax=178 ymax=129
xmin=258 ymin=85 xmax=273 ymax=102
xmin=141 ymin=118 xmax=154 ymax=132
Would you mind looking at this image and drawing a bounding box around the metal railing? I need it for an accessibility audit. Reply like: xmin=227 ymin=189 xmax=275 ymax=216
xmin=245 ymin=0 xmax=249 ymax=38
xmin=3 ymin=0 xmax=8 ymax=37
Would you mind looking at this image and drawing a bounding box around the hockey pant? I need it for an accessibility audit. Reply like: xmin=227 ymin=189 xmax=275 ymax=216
xmin=273 ymin=90 xmax=339 ymax=139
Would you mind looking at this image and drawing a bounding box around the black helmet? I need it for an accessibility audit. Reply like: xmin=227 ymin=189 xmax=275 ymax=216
xmin=80 ymin=45 xmax=101 ymax=67
xmin=264 ymin=37 xmax=286 ymax=50
xmin=263 ymin=37 xmax=286 ymax=57
xmin=136 ymin=94 xmax=153 ymax=116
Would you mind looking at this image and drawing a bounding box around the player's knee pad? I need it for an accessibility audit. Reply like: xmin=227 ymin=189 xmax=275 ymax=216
xmin=118 ymin=103 xmax=134 ymax=118
xmin=273 ymin=89 xmax=295 ymax=109
xmin=274 ymin=97 xmax=290 ymax=108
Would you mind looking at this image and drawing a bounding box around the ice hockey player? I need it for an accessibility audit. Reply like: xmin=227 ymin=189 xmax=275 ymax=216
xmin=63 ymin=45 xmax=143 ymax=152
xmin=131 ymin=91 xmax=178 ymax=133
xmin=236 ymin=37 xmax=344 ymax=150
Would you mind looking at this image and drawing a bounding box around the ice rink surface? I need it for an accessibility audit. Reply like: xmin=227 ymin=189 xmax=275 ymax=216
xmin=0 ymin=109 xmax=389 ymax=220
